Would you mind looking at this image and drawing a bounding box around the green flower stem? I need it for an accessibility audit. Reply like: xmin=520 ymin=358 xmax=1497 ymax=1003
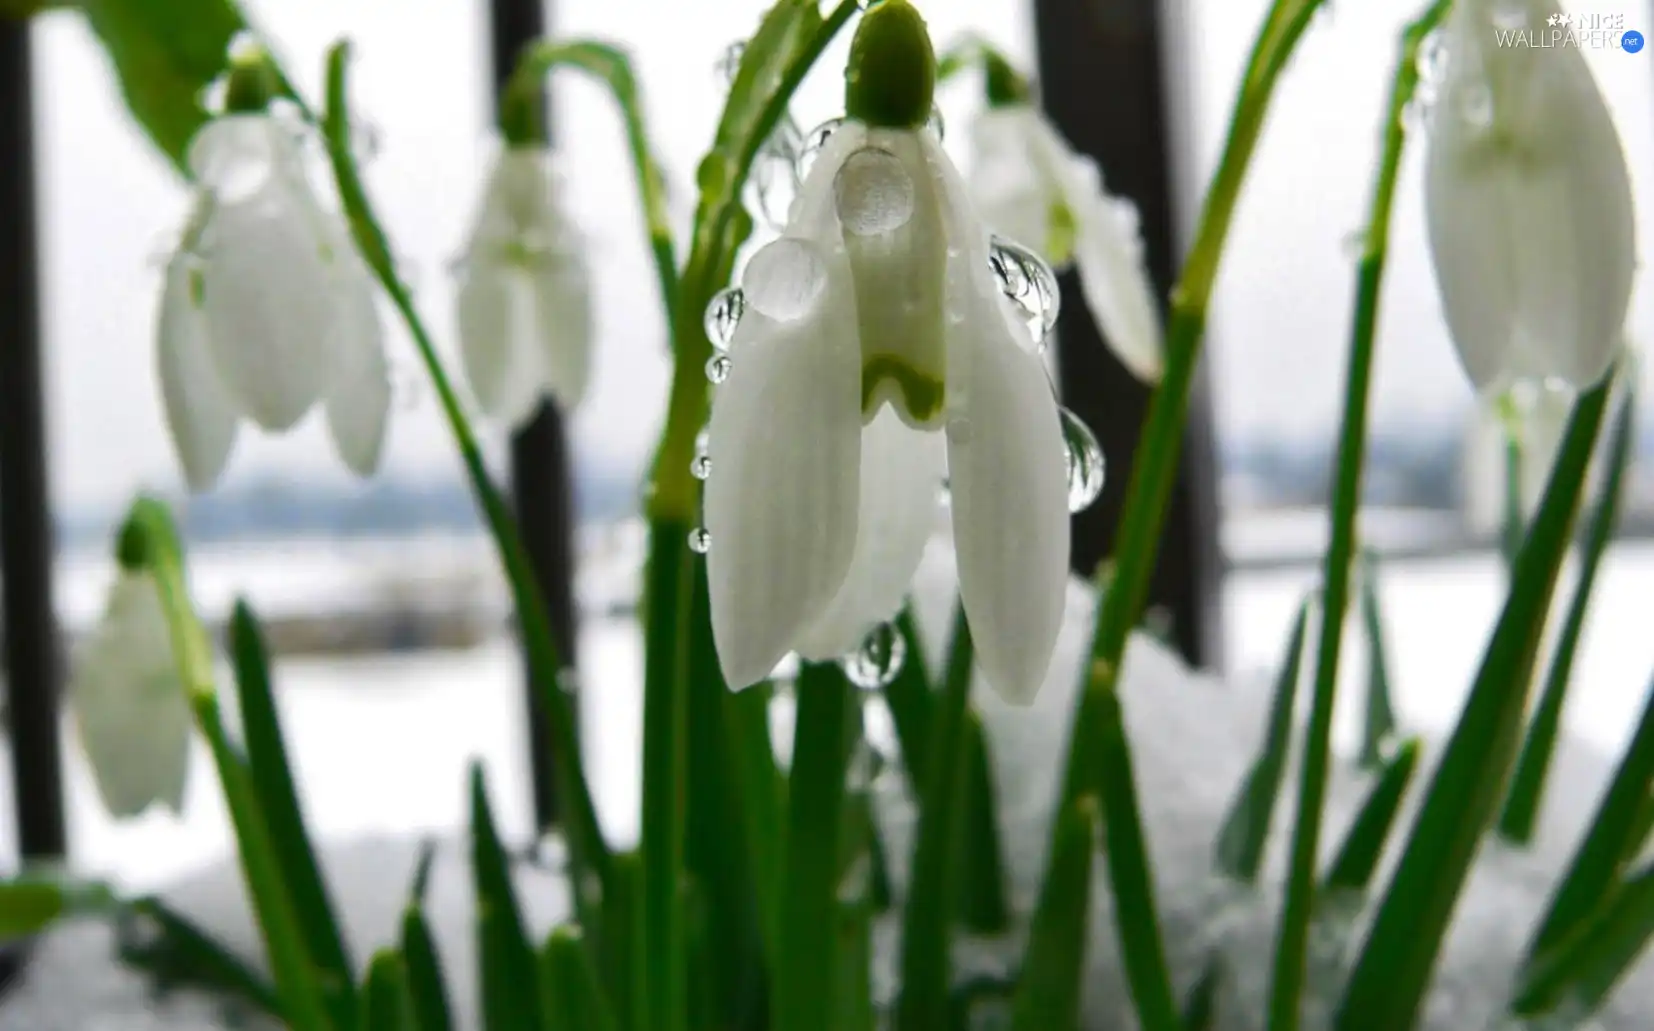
xmin=1266 ymin=5 xmax=1450 ymax=1027
xmin=121 ymin=499 xmax=333 ymax=1031
xmin=319 ymin=41 xmax=611 ymax=921
xmin=1037 ymin=1 xmax=1327 ymax=1026
xmin=510 ymin=41 xmax=679 ymax=321
xmin=1502 ymin=429 xmax=1525 ymax=577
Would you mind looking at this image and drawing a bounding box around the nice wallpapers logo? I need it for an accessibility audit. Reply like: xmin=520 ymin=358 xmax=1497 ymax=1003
xmin=1494 ymin=10 xmax=1645 ymax=51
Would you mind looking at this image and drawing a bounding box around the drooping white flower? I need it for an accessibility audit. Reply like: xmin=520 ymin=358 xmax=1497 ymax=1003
xmin=69 ymin=571 xmax=191 ymax=819
xmin=704 ymin=0 xmax=1069 ymax=704
xmin=454 ymin=146 xmax=593 ymax=428
xmin=969 ymin=87 xmax=1163 ymax=382
xmin=1424 ymin=0 xmax=1636 ymax=395
xmin=157 ymin=104 xmax=392 ymax=491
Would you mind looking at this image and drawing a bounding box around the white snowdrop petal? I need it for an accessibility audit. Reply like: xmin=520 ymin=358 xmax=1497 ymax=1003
xmin=324 ymin=254 xmax=392 ymax=477
xmin=704 ymin=244 xmax=863 ymax=690
xmin=532 ymin=257 xmax=594 ymax=412
xmin=968 ymin=109 xmax=1051 ymax=259
xmin=457 ymin=264 xmax=550 ymax=428
xmin=795 ymin=408 xmax=945 ymax=661
xmin=157 ymin=249 xmax=240 ymax=491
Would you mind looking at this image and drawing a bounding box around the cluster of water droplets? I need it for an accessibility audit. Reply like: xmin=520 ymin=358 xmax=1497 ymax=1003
xmin=1402 ymin=28 xmax=1457 ymax=135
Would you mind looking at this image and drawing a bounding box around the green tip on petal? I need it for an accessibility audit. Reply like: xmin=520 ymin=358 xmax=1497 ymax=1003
xmin=223 ymin=51 xmax=280 ymax=114
xmin=845 ymin=0 xmax=937 ymax=130
xmin=862 ymin=356 xmax=945 ymax=423
xmin=983 ymin=50 xmax=1032 ymax=108
xmin=115 ymin=514 xmax=153 ymax=572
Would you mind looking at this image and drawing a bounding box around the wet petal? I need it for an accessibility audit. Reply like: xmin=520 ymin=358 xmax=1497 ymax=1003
xmin=532 ymin=256 xmax=593 ymax=412
xmin=1425 ymin=0 xmax=1634 ymax=392
xmin=325 ymin=253 xmax=392 ymax=476
xmin=704 ymin=236 xmax=863 ymax=689
xmin=795 ymin=407 xmax=945 ymax=661
xmin=457 ymin=263 xmax=549 ymax=428
xmin=1056 ymin=160 xmax=1164 ymax=382
xmin=69 ymin=573 xmax=191 ymax=818
xmin=156 ymin=249 xmax=240 ymax=491
xmin=968 ymin=109 xmax=1052 ymax=261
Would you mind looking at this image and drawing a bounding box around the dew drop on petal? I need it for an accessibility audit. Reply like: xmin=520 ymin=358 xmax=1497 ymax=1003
xmin=796 ymin=118 xmax=844 ymax=182
xmin=1415 ymin=29 xmax=1448 ymax=88
xmin=988 ymin=236 xmax=1061 ymax=350
xmin=690 ymin=454 xmax=712 ymax=480
xmin=835 ymin=148 xmax=916 ymax=236
xmin=743 ymin=238 xmax=827 ymax=320
xmin=1060 ymin=406 xmax=1105 ymax=513
xmin=840 ymin=622 xmax=906 ymax=691
xmin=1457 ymin=83 xmax=1494 ymax=130
xmin=705 ymin=354 xmax=733 ymax=384
xmin=688 ymin=527 xmax=712 ymax=554
xmin=1341 ymin=229 xmax=1367 ymax=261
xmin=704 ymin=287 xmax=745 ymax=351
xmin=925 ymin=104 xmax=945 ymax=142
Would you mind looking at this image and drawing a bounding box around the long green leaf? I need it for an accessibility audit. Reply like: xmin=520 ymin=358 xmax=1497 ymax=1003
xmin=77 ymin=0 xmax=246 ymax=173
xmin=957 ymin=712 xmax=1010 ymax=933
xmin=1320 ymin=737 xmax=1420 ymax=895
xmin=1527 ymin=668 xmax=1654 ymax=960
xmin=361 ymin=948 xmax=413 ymax=1031
xmin=833 ymin=897 xmax=877 ymax=1031
xmin=1009 ymin=797 xmax=1099 ymax=1031
xmin=1214 ymin=592 xmax=1311 ymax=883
xmin=1334 ymin=373 xmax=1614 ymax=1029
xmin=602 ymin=851 xmax=641 ymax=1031
xmin=898 ymin=604 xmax=976 ymax=1030
xmin=228 ymin=602 xmax=356 ymax=1025
xmin=1356 ymin=551 xmax=1399 ymax=770
xmin=1514 ymin=862 xmax=1654 ymax=1017
xmin=469 ymin=764 xmax=545 ymax=1031
xmin=1499 ymin=387 xmax=1638 ymax=844
xmin=1181 ymin=953 xmax=1226 ymax=1031
xmin=727 ymin=682 xmax=786 ymax=961
xmin=542 ymin=926 xmax=619 ymax=1031
xmin=118 ymin=896 xmax=280 ymax=1014
xmin=773 ymin=663 xmax=855 ymax=1031
xmin=884 ymin=604 xmax=936 ymax=785
xmin=400 ymin=845 xmax=452 ymax=1031
xmin=0 ymin=875 xmax=114 ymax=946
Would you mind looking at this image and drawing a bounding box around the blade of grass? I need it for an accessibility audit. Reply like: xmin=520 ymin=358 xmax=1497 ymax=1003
xmin=1320 ymin=737 xmax=1420 ymax=895
xmin=1181 ymin=953 xmax=1226 ymax=1031
xmin=1356 ymin=551 xmax=1398 ymax=770
xmin=1499 ymin=388 xmax=1638 ymax=845
xmin=727 ymin=683 xmax=786 ymax=960
xmin=957 ymin=712 xmax=1010 ymax=933
xmin=118 ymin=896 xmax=279 ymax=1015
xmin=1527 ymin=668 xmax=1654 ymax=960
xmin=1333 ymin=372 xmax=1615 ymax=1030
xmin=897 ymin=605 xmax=976 ymax=1030
xmin=773 ymin=662 xmax=855 ymax=1031
xmin=834 ymin=896 xmax=877 ymax=1031
xmin=361 ymin=948 xmax=412 ymax=1031
xmin=542 ymin=926 xmax=619 ymax=1031
xmin=1009 ymin=797 xmax=1099 ymax=1031
xmin=470 ymin=763 xmax=545 ymax=1031
xmin=1267 ymin=7 xmax=1451 ymax=1025
xmin=1214 ymin=593 xmax=1311 ymax=883
xmin=0 ymin=876 xmax=115 ymax=945
xmin=227 ymin=602 xmax=356 ymax=1025
xmin=1514 ymin=861 xmax=1654 ymax=1018
xmin=603 ymin=851 xmax=640 ymax=1031
xmin=401 ymin=841 xmax=452 ymax=1031
xmin=884 ymin=604 xmax=935 ymax=786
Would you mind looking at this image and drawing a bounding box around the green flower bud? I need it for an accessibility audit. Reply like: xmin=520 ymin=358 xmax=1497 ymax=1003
xmin=844 ymin=0 xmax=936 ymax=130
xmin=223 ymin=48 xmax=280 ymax=114
xmin=983 ymin=49 xmax=1032 ymax=108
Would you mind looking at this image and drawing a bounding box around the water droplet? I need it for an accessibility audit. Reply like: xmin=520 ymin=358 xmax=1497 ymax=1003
xmin=796 ymin=118 xmax=844 ymax=181
xmin=743 ymin=237 xmax=827 ymax=319
xmin=352 ymin=116 xmax=383 ymax=165
xmin=556 ymin=669 xmax=581 ymax=695
xmin=716 ymin=41 xmax=745 ymax=84
xmin=988 ymin=236 xmax=1061 ymax=350
xmin=688 ymin=528 xmax=712 ymax=554
xmin=705 ymin=354 xmax=733 ymax=384
xmin=704 ymin=287 xmax=745 ymax=350
xmin=1415 ymin=29 xmax=1448 ymax=87
xmin=835 ymin=148 xmax=916 ymax=236
xmin=193 ymin=119 xmax=277 ymax=204
xmin=1342 ymin=229 xmax=1367 ymax=260
xmin=691 ymin=454 xmax=712 ymax=480
xmin=1458 ymin=83 xmax=1494 ymax=130
xmin=926 ymin=104 xmax=945 ymax=141
xmin=1060 ymin=406 xmax=1105 ymax=512
xmin=840 ymin=622 xmax=906 ymax=690
xmin=199 ymin=75 xmax=230 ymax=117
xmin=695 ymin=427 xmax=710 ymax=453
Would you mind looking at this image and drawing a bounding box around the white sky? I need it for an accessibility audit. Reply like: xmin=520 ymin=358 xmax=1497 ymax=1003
xmin=26 ymin=0 xmax=1654 ymax=511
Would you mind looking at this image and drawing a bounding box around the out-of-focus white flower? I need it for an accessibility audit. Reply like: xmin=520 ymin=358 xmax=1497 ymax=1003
xmin=970 ymin=102 xmax=1163 ymax=383
xmin=1424 ymin=0 xmax=1636 ymax=395
xmin=454 ymin=146 xmax=593 ymax=428
xmin=703 ymin=0 xmax=1069 ymax=705
xmin=69 ymin=571 xmax=191 ymax=819
xmin=157 ymin=105 xmax=391 ymax=491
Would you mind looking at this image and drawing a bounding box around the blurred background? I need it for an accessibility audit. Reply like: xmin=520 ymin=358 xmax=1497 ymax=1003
xmin=3 ymin=0 xmax=1654 ymax=896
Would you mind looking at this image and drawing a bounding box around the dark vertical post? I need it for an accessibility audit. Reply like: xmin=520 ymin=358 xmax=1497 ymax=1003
xmin=1 ymin=20 xmax=68 ymax=861
xmin=485 ymin=0 xmax=577 ymax=833
xmin=1032 ymin=0 xmax=1226 ymax=669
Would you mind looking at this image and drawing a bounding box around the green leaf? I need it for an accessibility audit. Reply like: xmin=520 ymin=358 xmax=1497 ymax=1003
xmin=1321 ymin=737 xmax=1421 ymax=895
xmin=897 ymin=603 xmax=976 ymax=1030
xmin=1334 ymin=373 xmax=1614 ymax=1030
xmin=469 ymin=763 xmax=545 ymax=1031
xmin=773 ymin=662 xmax=855 ymax=1031
xmin=541 ymin=926 xmax=619 ymax=1031
xmin=1528 ymin=667 xmax=1654 ymax=960
xmin=728 ymin=682 xmax=786 ymax=960
xmin=361 ymin=948 xmax=413 ymax=1031
xmin=1180 ymin=952 xmax=1226 ymax=1031
xmin=1009 ymin=797 xmax=1099 ymax=1031
xmin=1214 ymin=592 xmax=1310 ymax=883
xmin=77 ymin=0 xmax=247 ymax=174
xmin=600 ymin=851 xmax=640 ymax=1031
xmin=0 ymin=874 xmax=115 ymax=945
xmin=1356 ymin=551 xmax=1399 ymax=770
xmin=833 ymin=898 xmax=877 ymax=1031
xmin=884 ymin=604 xmax=936 ymax=785
xmin=400 ymin=848 xmax=452 ymax=1031
xmin=1499 ymin=387 xmax=1638 ymax=845
xmin=228 ymin=602 xmax=357 ymax=1025
xmin=117 ymin=896 xmax=280 ymax=1015
xmin=957 ymin=712 xmax=1010 ymax=933
xmin=1514 ymin=861 xmax=1654 ymax=1017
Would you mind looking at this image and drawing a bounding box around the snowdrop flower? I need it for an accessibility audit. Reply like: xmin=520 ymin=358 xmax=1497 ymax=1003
xmin=1424 ymin=0 xmax=1635 ymax=395
xmin=157 ymin=55 xmax=391 ymax=491
xmin=454 ymin=145 xmax=593 ymax=428
xmin=704 ymin=0 xmax=1068 ymax=704
xmin=69 ymin=570 xmax=191 ymax=819
xmin=967 ymin=51 xmax=1163 ymax=382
